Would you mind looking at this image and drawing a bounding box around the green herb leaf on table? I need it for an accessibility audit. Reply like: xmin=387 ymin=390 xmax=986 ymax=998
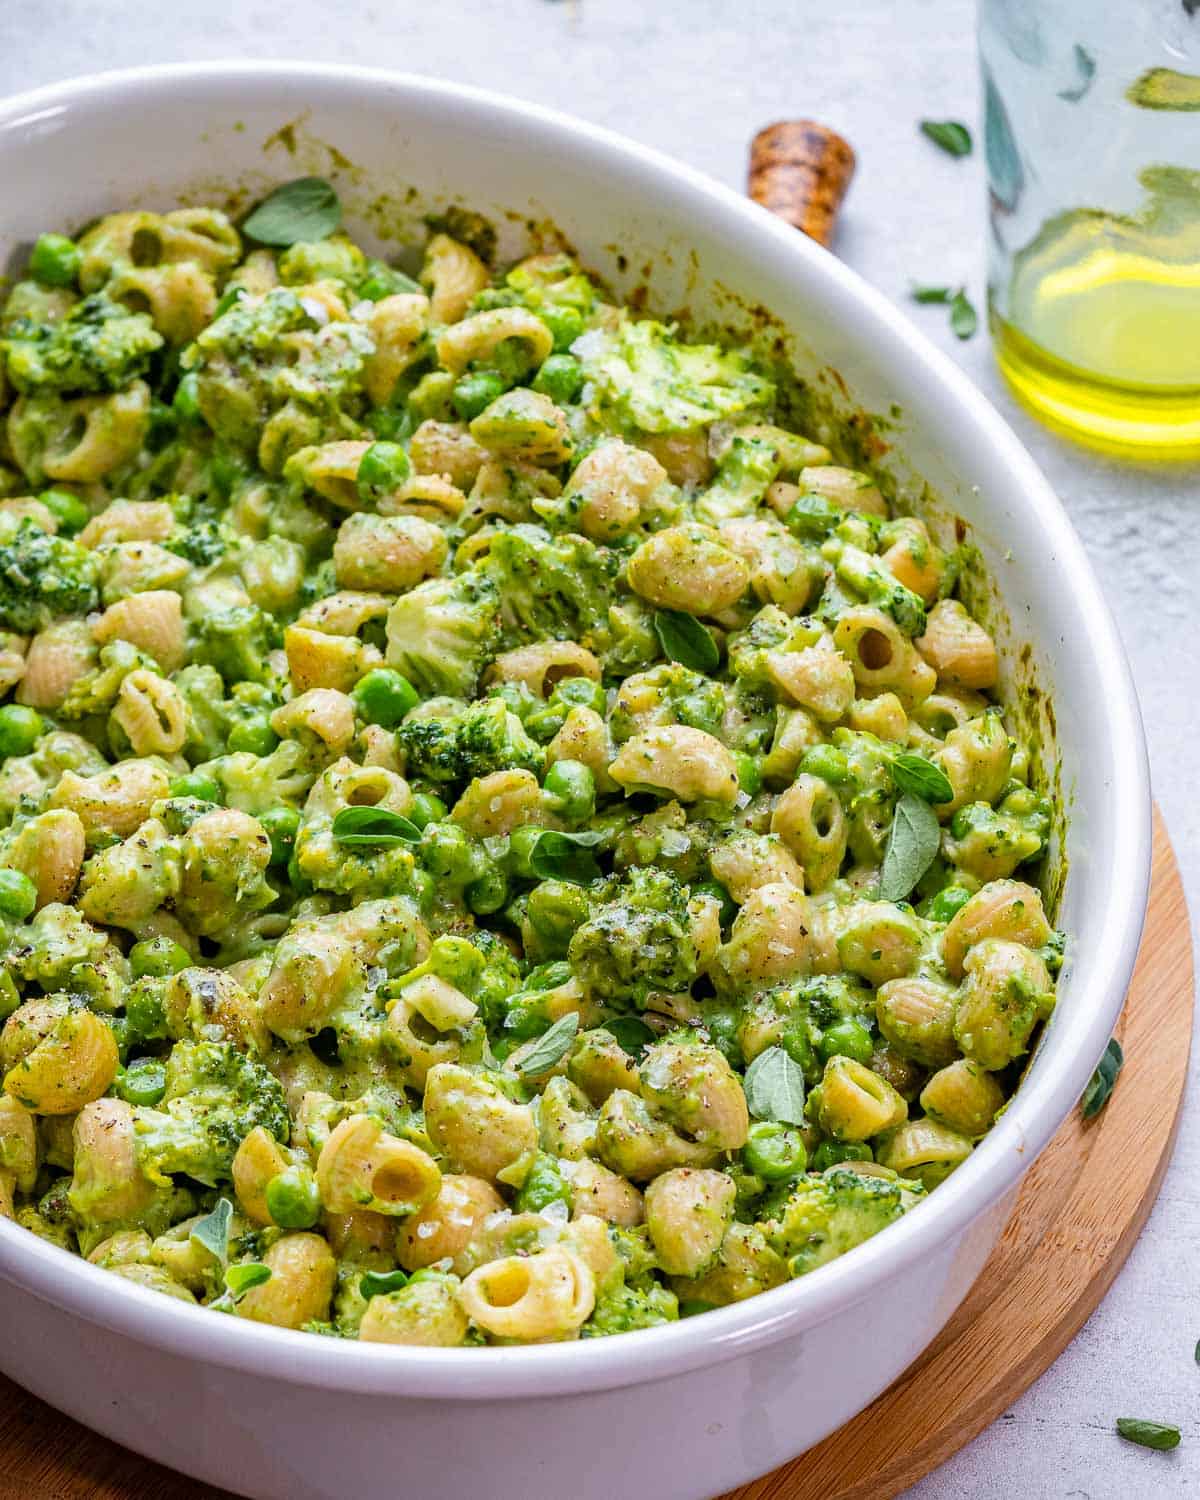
xmin=224 ymin=1263 xmax=273 ymax=1301
xmin=360 ymin=1269 xmax=409 ymax=1302
xmin=1081 ymin=1036 xmax=1124 ymax=1119
xmin=919 ymin=119 xmax=973 ymax=157
xmin=189 ymin=1197 xmax=233 ymax=1265
xmin=242 ymin=178 xmax=342 ymax=247
xmin=879 ymin=792 xmax=942 ymax=902
xmin=332 ymin=806 xmax=422 ymax=846
xmin=514 ymin=1012 xmax=580 ymax=1076
xmin=891 ymin=752 xmax=954 ymax=804
xmin=605 ymin=1016 xmax=656 ymax=1060
xmin=1058 ymin=44 xmax=1097 ymax=103
xmin=910 ymin=286 xmax=954 ymax=305
xmin=654 ymin=609 xmax=720 ymax=674
xmin=527 ymin=829 xmax=604 ymax=885
xmin=1115 ymin=1418 xmax=1182 ymax=1451
xmin=743 ymin=1045 xmax=807 ymax=1126
xmin=950 ymin=289 xmax=978 ymax=340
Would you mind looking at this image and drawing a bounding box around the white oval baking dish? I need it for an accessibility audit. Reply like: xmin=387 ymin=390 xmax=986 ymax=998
xmin=0 ymin=62 xmax=1151 ymax=1500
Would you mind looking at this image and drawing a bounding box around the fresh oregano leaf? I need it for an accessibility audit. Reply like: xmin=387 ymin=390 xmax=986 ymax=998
xmin=242 ymin=178 xmax=342 ymax=247
xmin=879 ymin=792 xmax=942 ymax=901
xmin=331 ymin=806 xmax=422 ymax=846
xmin=605 ymin=1016 xmax=656 ymax=1059
xmin=1081 ymin=1036 xmax=1124 ymax=1119
xmin=1115 ymin=1418 xmax=1181 ymax=1451
xmin=189 ymin=1197 xmax=233 ymax=1265
xmin=224 ymin=1262 xmax=273 ymax=1301
xmin=527 ymin=829 xmax=604 ymax=885
xmin=360 ymin=1268 xmax=409 ymax=1301
xmin=892 ymin=752 xmax=954 ymax=804
xmin=743 ymin=1045 xmax=807 ymax=1126
xmin=950 ymin=289 xmax=978 ymax=340
xmin=654 ymin=609 xmax=720 ymax=674
xmin=1058 ymin=44 xmax=1097 ymax=103
xmin=919 ymin=119 xmax=973 ymax=157
xmin=911 ymin=285 xmax=954 ymax=304
xmin=514 ymin=1012 xmax=579 ymax=1076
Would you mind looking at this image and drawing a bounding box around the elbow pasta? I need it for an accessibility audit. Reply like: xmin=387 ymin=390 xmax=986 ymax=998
xmin=0 ymin=195 xmax=1065 ymax=1344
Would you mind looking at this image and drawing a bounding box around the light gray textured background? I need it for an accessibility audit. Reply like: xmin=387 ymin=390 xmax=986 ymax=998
xmin=2 ymin=1 xmax=1197 ymax=1496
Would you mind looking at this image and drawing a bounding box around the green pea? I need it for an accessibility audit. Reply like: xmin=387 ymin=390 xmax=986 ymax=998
xmin=419 ymin=823 xmax=476 ymax=883
xmin=538 ymin=304 xmax=584 ymax=352
xmin=356 ymin=441 xmax=412 ymax=506
xmin=0 ymin=704 xmax=44 ymax=758
xmin=172 ymin=371 xmax=202 ymax=425
xmin=29 ymin=232 xmax=81 ymax=288
xmin=811 ymin=1140 xmax=874 ymax=1172
xmin=227 ymin=718 xmax=278 ymax=756
xmin=168 ymin=771 xmax=222 ymax=803
xmin=452 ymin=371 xmax=506 ymax=422
xmin=743 ymin=1120 xmax=808 ymax=1182
xmin=124 ymin=980 xmax=168 ymax=1042
xmin=780 ymin=1022 xmax=818 ymax=1079
xmin=701 ymin=1004 xmax=743 ymax=1068
xmin=129 ymin=937 xmax=192 ymax=980
xmin=0 ymin=869 xmax=37 ymax=921
xmin=678 ymin=1300 xmax=717 ymax=1319
xmin=557 ymin=677 xmax=607 ymax=715
xmin=818 ymin=1018 xmax=875 ymax=1065
xmin=508 ymin=826 xmax=546 ymax=880
xmin=0 ymin=970 xmax=20 ymax=1025
xmin=352 ymin=668 xmax=419 ymax=728
xmin=927 ymin=885 xmax=974 ymax=924
xmin=525 ymin=879 xmax=590 ymax=950
xmin=408 ymin=867 xmax=435 ymax=912
xmin=532 ymin=353 xmax=583 ymax=405
xmin=39 ymin=489 xmax=90 ymax=535
xmin=542 ymin=759 xmax=595 ymax=823
xmin=799 ymin=743 xmax=852 ymax=787
xmin=692 ymin=879 xmax=737 ymax=928
xmin=407 ymin=791 xmax=448 ymax=830
xmin=260 ymin=806 xmax=300 ymax=866
xmin=466 ymin=866 xmax=508 ymax=915
xmin=514 ymin=1153 xmax=572 ymax=1214
xmin=265 ymin=1165 xmax=321 ymax=1229
xmin=733 ymin=752 xmax=762 ymax=796
xmin=116 ymin=1058 xmax=167 ymax=1108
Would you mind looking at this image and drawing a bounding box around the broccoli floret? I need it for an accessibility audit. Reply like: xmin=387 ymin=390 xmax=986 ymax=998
xmin=763 ymin=1165 xmax=923 ymax=1276
xmin=477 ymin=523 xmax=616 ymax=650
xmin=277 ymin=234 xmax=368 ymax=291
xmin=726 ymin=605 xmax=821 ymax=688
xmin=185 ymin=287 xmax=371 ymax=460
xmin=609 ymin=663 xmax=727 ymax=743
xmin=385 ymin=571 xmax=500 ymax=699
xmin=1 ymin=292 xmax=163 ymax=396
xmin=568 ymin=867 xmax=703 ymax=1007
xmin=825 ymin=542 xmax=926 ymax=638
xmin=164 ymin=517 xmax=227 ymax=567
xmin=945 ymin=786 xmax=1050 ymax=882
xmin=583 ymin=1280 xmax=679 ymax=1337
xmin=0 ymin=517 xmax=99 ymax=632
xmin=398 ymin=696 xmax=544 ymax=786
xmin=191 ymin=604 xmax=278 ymax=686
xmin=577 ymin=318 xmax=774 ymax=434
xmin=132 ymin=1039 xmax=289 ymax=1188
xmin=60 ymin=640 xmax=156 ymax=719
xmin=695 ymin=435 xmax=783 ymax=524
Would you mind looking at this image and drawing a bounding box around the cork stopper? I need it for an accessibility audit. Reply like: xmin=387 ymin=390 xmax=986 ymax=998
xmin=748 ymin=120 xmax=857 ymax=248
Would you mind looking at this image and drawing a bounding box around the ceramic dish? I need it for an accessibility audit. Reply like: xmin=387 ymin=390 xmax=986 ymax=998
xmin=0 ymin=62 xmax=1150 ymax=1500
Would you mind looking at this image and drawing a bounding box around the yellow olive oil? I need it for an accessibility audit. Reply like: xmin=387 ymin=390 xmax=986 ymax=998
xmin=992 ymin=166 xmax=1200 ymax=454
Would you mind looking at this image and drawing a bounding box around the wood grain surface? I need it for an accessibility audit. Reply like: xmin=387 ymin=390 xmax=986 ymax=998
xmin=0 ymin=811 xmax=1188 ymax=1500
